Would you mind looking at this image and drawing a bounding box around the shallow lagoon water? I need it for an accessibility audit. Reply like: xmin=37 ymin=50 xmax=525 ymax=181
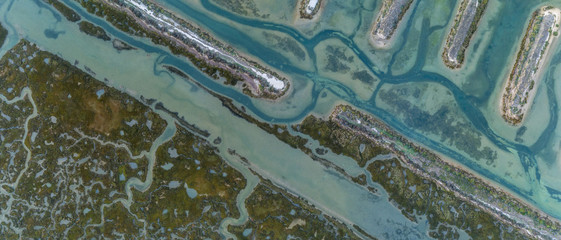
xmin=2 ymin=0 xmax=561 ymax=237
xmin=146 ymin=0 xmax=561 ymax=220
xmin=0 ymin=0 xmax=434 ymax=237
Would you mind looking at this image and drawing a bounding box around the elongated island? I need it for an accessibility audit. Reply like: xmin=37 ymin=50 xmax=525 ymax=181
xmin=501 ymin=6 xmax=561 ymax=125
xmin=70 ymin=0 xmax=289 ymax=99
xmin=370 ymin=0 xmax=415 ymax=48
xmin=442 ymin=0 xmax=488 ymax=68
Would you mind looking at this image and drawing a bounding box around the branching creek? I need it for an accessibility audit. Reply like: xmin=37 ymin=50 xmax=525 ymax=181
xmin=2 ymin=0 xmax=561 ymax=238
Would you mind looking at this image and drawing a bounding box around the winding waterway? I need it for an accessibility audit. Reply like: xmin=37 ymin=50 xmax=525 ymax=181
xmin=2 ymin=0 xmax=561 ymax=237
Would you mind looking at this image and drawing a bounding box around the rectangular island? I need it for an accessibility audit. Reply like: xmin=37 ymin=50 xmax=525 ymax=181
xmin=370 ymin=0 xmax=415 ymax=48
xmin=442 ymin=0 xmax=488 ymax=68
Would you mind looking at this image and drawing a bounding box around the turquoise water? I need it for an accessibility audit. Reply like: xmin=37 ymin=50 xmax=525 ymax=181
xmin=169 ymin=0 xmax=561 ymax=217
xmin=2 ymin=0 xmax=561 ymax=237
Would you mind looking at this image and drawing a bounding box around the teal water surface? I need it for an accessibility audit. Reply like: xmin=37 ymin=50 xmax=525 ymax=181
xmin=2 ymin=0 xmax=561 ymax=237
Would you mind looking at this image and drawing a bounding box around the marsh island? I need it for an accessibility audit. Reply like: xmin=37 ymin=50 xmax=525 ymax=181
xmin=501 ymin=6 xmax=560 ymax=125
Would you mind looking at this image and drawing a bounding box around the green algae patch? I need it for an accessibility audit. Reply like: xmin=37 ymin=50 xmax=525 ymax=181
xmin=378 ymin=85 xmax=497 ymax=164
xmin=295 ymin=114 xmax=391 ymax=167
xmin=78 ymin=21 xmax=111 ymax=41
xmin=367 ymin=158 xmax=525 ymax=239
xmin=228 ymin=179 xmax=361 ymax=239
xmin=46 ymin=0 xmax=81 ymax=22
xmin=211 ymin=0 xmax=262 ymax=18
xmin=0 ymin=22 xmax=7 ymax=49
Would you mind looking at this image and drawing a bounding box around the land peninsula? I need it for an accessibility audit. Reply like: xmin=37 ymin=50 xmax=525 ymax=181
xmin=501 ymin=6 xmax=561 ymax=125
xmin=442 ymin=0 xmax=488 ymax=69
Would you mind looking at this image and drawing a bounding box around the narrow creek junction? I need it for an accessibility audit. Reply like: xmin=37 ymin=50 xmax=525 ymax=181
xmin=1 ymin=0 xmax=561 ymax=239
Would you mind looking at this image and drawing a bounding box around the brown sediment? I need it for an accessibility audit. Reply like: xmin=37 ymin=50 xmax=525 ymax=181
xmin=87 ymin=97 xmax=122 ymax=134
